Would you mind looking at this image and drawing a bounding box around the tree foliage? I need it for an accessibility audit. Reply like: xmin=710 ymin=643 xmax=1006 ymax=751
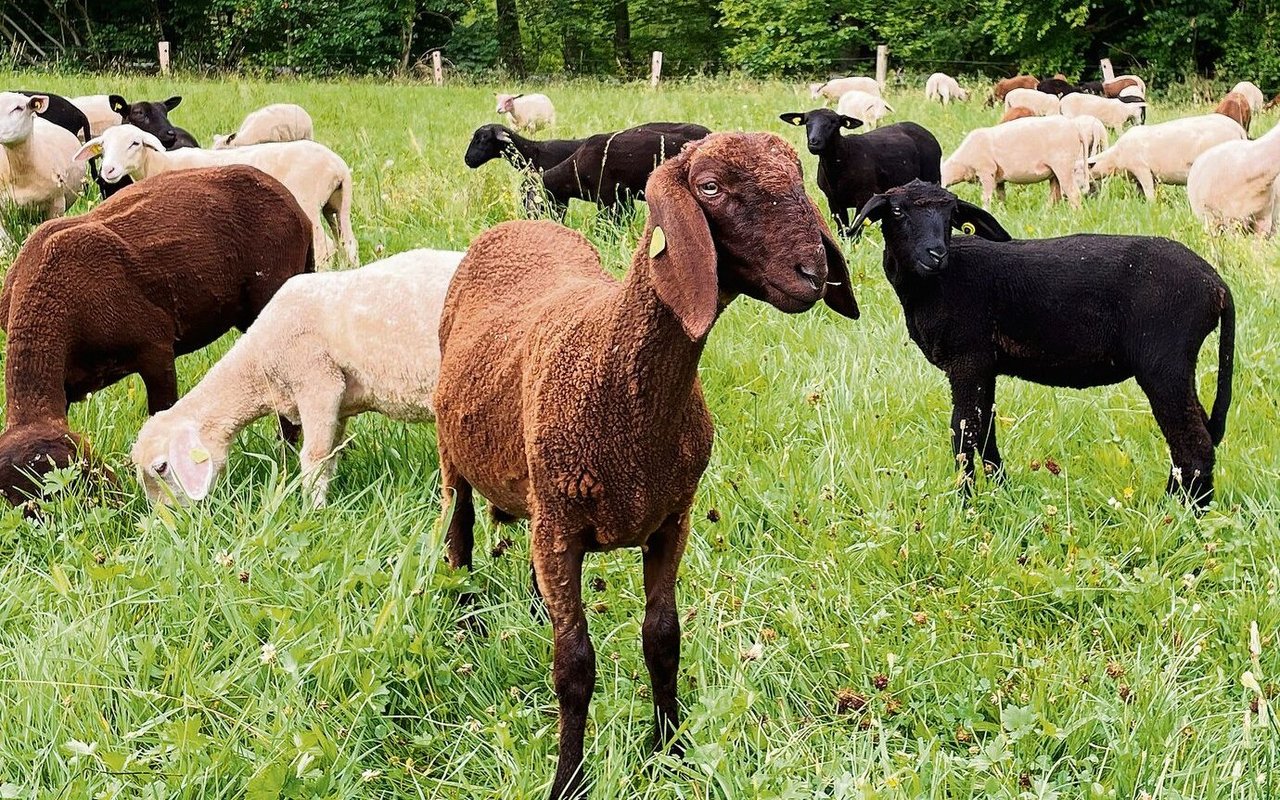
xmin=0 ymin=0 xmax=1275 ymax=89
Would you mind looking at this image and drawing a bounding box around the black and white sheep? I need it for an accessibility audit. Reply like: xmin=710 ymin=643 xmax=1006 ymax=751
xmin=778 ymin=108 xmax=942 ymax=234
xmin=851 ymin=180 xmax=1234 ymax=507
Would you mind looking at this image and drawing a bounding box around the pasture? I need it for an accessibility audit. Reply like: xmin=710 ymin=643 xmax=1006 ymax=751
xmin=0 ymin=72 xmax=1277 ymax=798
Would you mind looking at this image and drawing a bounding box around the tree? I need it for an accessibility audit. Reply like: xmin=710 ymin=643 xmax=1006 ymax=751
xmin=495 ymin=0 xmax=524 ymax=74
xmin=612 ymin=0 xmax=631 ymax=71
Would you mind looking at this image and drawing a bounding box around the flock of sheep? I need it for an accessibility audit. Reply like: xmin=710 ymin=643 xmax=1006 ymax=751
xmin=0 ymin=71 xmax=1260 ymax=798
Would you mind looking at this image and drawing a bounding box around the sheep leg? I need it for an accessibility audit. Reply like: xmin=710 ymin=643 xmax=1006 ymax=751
xmin=979 ymin=174 xmax=998 ymax=207
xmin=1138 ymin=372 xmax=1216 ymax=507
xmin=529 ymin=561 xmax=548 ymax=620
xmin=642 ymin=512 xmax=689 ymax=756
xmin=297 ymin=392 xmax=344 ymax=508
xmin=948 ymin=365 xmax=998 ymax=491
xmin=535 ymin=535 xmax=593 ymax=800
xmin=137 ymin=348 xmax=179 ymax=414
xmin=1048 ymin=174 xmax=1063 ymax=205
xmin=1134 ymin=168 xmax=1156 ymax=202
xmin=440 ymin=453 xmax=476 ymax=573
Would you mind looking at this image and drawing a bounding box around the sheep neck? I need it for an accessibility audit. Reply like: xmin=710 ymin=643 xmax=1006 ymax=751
xmin=180 ymin=341 xmax=275 ymax=448
xmin=4 ymin=312 xmax=69 ymax=428
xmin=0 ymin=128 xmax=38 ymax=176
xmin=611 ymin=248 xmax=711 ymax=427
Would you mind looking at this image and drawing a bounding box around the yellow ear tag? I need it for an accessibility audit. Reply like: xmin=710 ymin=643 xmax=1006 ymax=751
xmin=961 ymin=222 xmax=976 ymax=235
xmin=649 ymin=226 xmax=667 ymax=258
xmin=791 ymin=118 xmax=803 ymax=126
xmin=189 ymin=447 xmax=210 ymax=464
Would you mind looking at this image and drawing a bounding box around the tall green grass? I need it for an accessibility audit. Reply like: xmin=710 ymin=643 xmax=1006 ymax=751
xmin=0 ymin=72 xmax=1276 ymax=799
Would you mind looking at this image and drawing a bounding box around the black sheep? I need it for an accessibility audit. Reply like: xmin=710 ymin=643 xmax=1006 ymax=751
xmin=1037 ymin=78 xmax=1080 ymax=97
xmin=464 ymin=123 xmax=586 ymax=171
xmin=530 ymin=122 xmax=711 ymax=215
xmin=1078 ymin=80 xmax=1105 ymax=95
xmin=778 ymin=108 xmax=941 ymax=235
xmin=95 ymin=95 xmax=199 ymax=198
xmin=851 ymin=180 xmax=1234 ymax=507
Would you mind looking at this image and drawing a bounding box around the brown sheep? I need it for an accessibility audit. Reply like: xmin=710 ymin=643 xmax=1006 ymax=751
xmin=988 ymin=74 xmax=1038 ymax=106
xmin=1215 ymin=91 xmax=1253 ymax=133
xmin=434 ymin=132 xmax=859 ymax=800
xmin=999 ymin=106 xmax=1038 ymax=124
xmin=0 ymin=165 xmax=314 ymax=506
xmin=1264 ymin=93 xmax=1280 ymax=111
xmin=1103 ymin=77 xmax=1141 ymax=98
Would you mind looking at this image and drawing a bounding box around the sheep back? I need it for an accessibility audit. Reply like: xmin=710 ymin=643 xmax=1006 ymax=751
xmin=538 ymin=122 xmax=711 ymax=207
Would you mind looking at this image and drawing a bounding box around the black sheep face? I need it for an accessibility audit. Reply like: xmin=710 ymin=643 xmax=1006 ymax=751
xmin=109 ymin=95 xmax=183 ymax=149
xmin=852 ymin=180 xmax=1011 ymax=277
xmin=778 ymin=109 xmax=862 ymax=154
xmin=464 ymin=124 xmax=511 ymax=168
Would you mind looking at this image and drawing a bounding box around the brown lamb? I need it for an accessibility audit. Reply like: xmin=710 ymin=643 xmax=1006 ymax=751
xmin=1103 ymin=77 xmax=1141 ymax=98
xmin=1215 ymin=91 xmax=1253 ymax=133
xmin=988 ymin=74 xmax=1039 ymax=106
xmin=0 ymin=164 xmax=314 ymax=505
xmin=999 ymin=106 xmax=1038 ymax=124
xmin=433 ymin=132 xmax=859 ymax=799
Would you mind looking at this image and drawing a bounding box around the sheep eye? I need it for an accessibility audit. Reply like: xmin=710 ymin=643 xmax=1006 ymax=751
xmin=153 ymin=461 xmax=168 ymax=476
xmin=698 ymin=181 xmax=720 ymax=197
xmin=129 ymin=141 xmax=140 ymax=148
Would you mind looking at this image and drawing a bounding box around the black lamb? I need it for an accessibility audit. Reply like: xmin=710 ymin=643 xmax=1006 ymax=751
xmin=1037 ymin=78 xmax=1080 ymax=97
xmin=529 ymin=121 xmax=711 ymax=215
xmin=852 ymin=180 xmax=1234 ymax=507
xmin=778 ymin=108 xmax=941 ymax=235
xmin=464 ymin=124 xmax=587 ymax=171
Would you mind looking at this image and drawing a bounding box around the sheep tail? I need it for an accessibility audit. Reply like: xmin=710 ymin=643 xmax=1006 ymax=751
xmin=1208 ymin=286 xmax=1235 ymax=446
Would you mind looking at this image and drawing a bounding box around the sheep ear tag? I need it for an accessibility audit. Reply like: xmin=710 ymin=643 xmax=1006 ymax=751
xmin=961 ymin=222 xmax=976 ymax=235
xmin=189 ymin=447 xmax=210 ymax=464
xmin=650 ymin=226 xmax=667 ymax=258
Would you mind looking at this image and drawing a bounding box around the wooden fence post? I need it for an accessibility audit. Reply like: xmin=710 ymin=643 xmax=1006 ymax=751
xmin=432 ymin=50 xmax=443 ymax=85
xmin=650 ymin=51 xmax=662 ymax=89
xmin=158 ymin=41 xmax=170 ymax=75
xmin=875 ymin=45 xmax=889 ymax=88
xmin=1100 ymin=58 xmax=1115 ymax=82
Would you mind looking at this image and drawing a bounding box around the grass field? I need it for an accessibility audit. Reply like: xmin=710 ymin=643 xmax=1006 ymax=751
xmin=0 ymin=71 xmax=1277 ymax=799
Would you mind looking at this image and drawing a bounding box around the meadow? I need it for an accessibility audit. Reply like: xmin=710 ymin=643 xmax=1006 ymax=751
xmin=0 ymin=71 xmax=1277 ymax=799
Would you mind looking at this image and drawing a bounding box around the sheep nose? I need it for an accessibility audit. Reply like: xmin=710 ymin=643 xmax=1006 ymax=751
xmin=925 ymin=247 xmax=946 ymax=265
xmin=797 ymin=261 xmax=825 ymax=292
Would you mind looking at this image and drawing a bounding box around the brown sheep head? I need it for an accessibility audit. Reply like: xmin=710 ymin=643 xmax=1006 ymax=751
xmin=0 ymin=422 xmax=97 ymax=507
xmin=642 ymin=131 xmax=859 ymax=340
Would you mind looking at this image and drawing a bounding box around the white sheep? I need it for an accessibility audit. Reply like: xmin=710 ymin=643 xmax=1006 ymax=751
xmin=1004 ymin=87 xmax=1061 ymax=116
xmin=1059 ymin=93 xmax=1145 ymax=131
xmin=1113 ymin=74 xmax=1148 ymax=97
xmin=1230 ymin=81 xmax=1265 ymax=113
xmin=131 ymin=248 xmax=462 ymax=507
xmin=836 ymin=90 xmax=894 ymax=129
xmin=212 ymin=103 xmax=314 ymax=148
xmin=1071 ymin=114 xmax=1109 ymax=158
xmin=75 ymin=124 xmax=357 ymax=266
xmin=1118 ymin=85 xmax=1145 ymax=100
xmin=70 ymin=95 xmax=121 ymax=136
xmin=1187 ymin=125 xmax=1280 ymax=236
xmin=809 ymin=76 xmax=881 ymax=103
xmin=925 ymin=72 xmax=968 ymax=104
xmin=495 ymin=93 xmax=555 ymax=132
xmin=942 ymin=115 xmax=1088 ymax=208
xmin=1088 ymin=113 xmax=1246 ymax=201
xmin=0 ymin=92 xmax=85 ymax=219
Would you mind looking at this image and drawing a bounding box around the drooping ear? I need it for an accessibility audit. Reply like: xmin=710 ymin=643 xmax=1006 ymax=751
xmin=952 ymin=199 xmax=1012 ymax=241
xmin=163 ymin=96 xmax=183 ymax=110
xmin=848 ymin=193 xmax=890 ymax=239
xmin=644 ymin=149 xmax=718 ymax=340
xmin=139 ymin=130 xmax=166 ymax=152
xmin=779 ymin=112 xmax=806 ymax=127
xmin=109 ymin=95 xmax=128 ymax=115
xmin=808 ymin=197 xmax=859 ymax=319
xmin=840 ymin=115 xmax=864 ymax=130
xmin=26 ymin=94 xmax=49 ymax=114
xmin=167 ymin=424 xmax=214 ymax=501
xmin=73 ymin=137 xmax=103 ymax=162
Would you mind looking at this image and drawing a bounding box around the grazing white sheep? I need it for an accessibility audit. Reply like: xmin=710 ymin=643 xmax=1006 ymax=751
xmin=836 ymin=90 xmax=894 ymax=129
xmin=75 ymin=124 xmax=357 ymax=266
xmin=1113 ymin=74 xmax=1148 ymax=96
xmin=0 ymin=92 xmax=85 ymax=219
xmin=495 ymin=93 xmax=555 ymax=132
xmin=1230 ymin=81 xmax=1265 ymax=113
xmin=1187 ymin=125 xmax=1280 ymax=236
xmin=212 ymin=103 xmax=314 ymax=148
xmin=1118 ymin=85 xmax=1145 ymax=100
xmin=1071 ymin=115 xmax=1109 ymax=158
xmin=925 ymin=72 xmax=968 ymax=104
xmin=809 ymin=76 xmax=881 ymax=103
xmin=1059 ymin=93 xmax=1145 ymax=131
xmin=131 ymin=248 xmax=462 ymax=508
xmin=70 ymin=95 xmax=121 ymax=136
xmin=1088 ymin=114 xmax=1245 ymax=201
xmin=1004 ymin=87 xmax=1061 ymax=116
xmin=942 ymin=116 xmax=1088 ymax=208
